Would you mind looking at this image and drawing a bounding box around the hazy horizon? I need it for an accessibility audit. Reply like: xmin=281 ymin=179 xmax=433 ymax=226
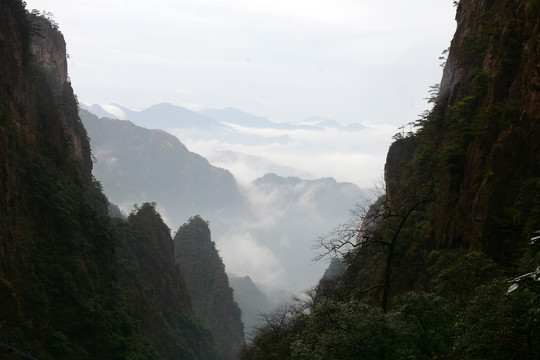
xmin=25 ymin=0 xmax=456 ymax=126
xmin=26 ymin=0 xmax=459 ymax=294
xmin=83 ymin=101 xmax=396 ymax=188
xmin=26 ymin=0 xmax=458 ymax=190
xmin=81 ymin=106 xmax=372 ymax=293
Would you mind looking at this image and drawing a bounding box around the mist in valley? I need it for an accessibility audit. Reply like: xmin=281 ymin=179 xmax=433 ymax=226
xmin=6 ymin=1 xmax=539 ymax=358
xmin=25 ymin=0 xmax=458 ymax=345
xmin=80 ymin=106 xmax=372 ymax=294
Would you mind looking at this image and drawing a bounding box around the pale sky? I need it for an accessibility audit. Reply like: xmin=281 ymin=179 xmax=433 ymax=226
xmin=24 ymin=0 xmax=459 ymax=292
xmin=25 ymin=0 xmax=457 ymax=125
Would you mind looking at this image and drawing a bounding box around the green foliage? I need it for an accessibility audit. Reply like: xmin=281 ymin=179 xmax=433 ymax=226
xmin=113 ymin=209 xmax=220 ymax=360
xmin=2 ymin=146 xmax=173 ymax=359
xmin=453 ymin=279 xmax=540 ymax=359
xmin=514 ymin=179 xmax=540 ymax=238
xmin=0 ymin=141 xmax=162 ymax=359
xmin=457 ymin=34 xmax=488 ymax=67
xmin=508 ymin=229 xmax=540 ymax=296
xmin=391 ymin=292 xmax=454 ymax=359
xmin=429 ymin=251 xmax=501 ymax=305
xmin=47 ymin=331 xmax=73 ymax=358
xmin=30 ymin=9 xmax=60 ymax=30
xmin=292 ymin=301 xmax=396 ymax=360
xmin=243 ymin=246 xmax=540 ymax=360
xmin=445 ymin=71 xmax=489 ymax=145
xmin=0 ymin=3 xmax=220 ymax=358
xmin=480 ymin=103 xmax=519 ymax=136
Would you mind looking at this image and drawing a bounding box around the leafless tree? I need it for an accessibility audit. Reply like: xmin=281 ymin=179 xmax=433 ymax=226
xmin=313 ymin=179 xmax=435 ymax=312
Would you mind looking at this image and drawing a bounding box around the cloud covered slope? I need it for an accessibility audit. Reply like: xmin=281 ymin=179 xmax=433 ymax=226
xmin=82 ymin=107 xmax=367 ymax=292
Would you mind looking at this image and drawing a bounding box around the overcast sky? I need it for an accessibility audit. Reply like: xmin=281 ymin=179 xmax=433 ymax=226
xmin=25 ymin=0 xmax=456 ymax=126
xmin=25 ymin=0 xmax=459 ymax=292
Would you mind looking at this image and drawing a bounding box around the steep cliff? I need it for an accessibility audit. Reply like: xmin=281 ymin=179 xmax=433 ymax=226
xmin=241 ymin=2 xmax=540 ymax=358
xmin=386 ymin=0 xmax=540 ymax=259
xmin=28 ymin=13 xmax=92 ymax=175
xmin=1 ymin=3 xmax=124 ymax=356
xmin=174 ymin=216 xmax=245 ymax=359
xmin=114 ymin=204 xmax=219 ymax=360
xmin=432 ymin=0 xmax=540 ymax=256
xmin=0 ymin=3 xmax=220 ymax=358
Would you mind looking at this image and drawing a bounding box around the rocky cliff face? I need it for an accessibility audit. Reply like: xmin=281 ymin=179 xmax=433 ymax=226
xmin=0 ymin=3 xmax=220 ymax=358
xmin=114 ymin=204 xmax=219 ymax=360
xmin=29 ymin=13 xmax=93 ymax=174
xmin=0 ymin=2 xmax=47 ymax=159
xmin=385 ymin=0 xmax=540 ymax=259
xmin=1 ymin=3 xmax=118 ymax=355
xmin=30 ymin=14 xmax=68 ymax=86
xmin=384 ymin=137 xmax=416 ymax=203
xmin=174 ymin=216 xmax=245 ymax=360
xmin=441 ymin=0 xmax=540 ymax=113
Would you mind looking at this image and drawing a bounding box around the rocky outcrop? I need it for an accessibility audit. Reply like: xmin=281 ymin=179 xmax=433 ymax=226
xmin=29 ymin=14 xmax=68 ymax=86
xmin=384 ymin=137 xmax=416 ymax=202
xmin=0 ymin=4 xmax=221 ymax=358
xmin=29 ymin=14 xmax=93 ymax=174
xmin=174 ymin=216 xmax=245 ymax=360
xmin=114 ymin=204 xmax=219 ymax=360
xmin=385 ymin=0 xmax=540 ymax=259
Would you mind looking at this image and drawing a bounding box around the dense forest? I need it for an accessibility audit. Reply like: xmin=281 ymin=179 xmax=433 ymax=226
xmin=240 ymin=0 xmax=540 ymax=359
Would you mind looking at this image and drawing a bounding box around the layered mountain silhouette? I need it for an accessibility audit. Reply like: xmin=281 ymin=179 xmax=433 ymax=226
xmin=80 ymin=109 xmax=245 ymax=228
xmin=80 ymin=108 xmax=366 ymax=293
xmin=0 ymin=7 xmax=234 ymax=358
xmin=82 ymin=103 xmax=367 ymax=133
xmin=228 ymin=275 xmax=275 ymax=341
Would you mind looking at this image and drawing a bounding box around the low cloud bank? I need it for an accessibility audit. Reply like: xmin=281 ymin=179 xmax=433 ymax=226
xmin=173 ymin=122 xmax=396 ymax=187
xmin=170 ymin=119 xmax=389 ymax=291
xmin=84 ymin=104 xmax=391 ymax=293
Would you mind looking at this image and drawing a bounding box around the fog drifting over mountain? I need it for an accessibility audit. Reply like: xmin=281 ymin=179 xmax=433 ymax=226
xmin=178 ymin=121 xmax=396 ymax=187
xmin=25 ymin=0 xmax=457 ymax=297
xmin=86 ymin=103 xmax=395 ymax=188
xmin=81 ymin=105 xmax=370 ymax=293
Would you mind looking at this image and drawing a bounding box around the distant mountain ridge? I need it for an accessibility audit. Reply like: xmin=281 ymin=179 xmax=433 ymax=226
xmin=228 ymin=275 xmax=275 ymax=341
xmin=82 ymin=102 xmax=367 ymax=132
xmin=81 ymin=103 xmax=375 ymax=187
xmin=81 ymin=109 xmax=367 ymax=293
xmin=302 ymin=116 xmax=367 ymax=131
xmin=80 ymin=109 xmax=245 ymax=230
xmin=200 ymin=107 xmax=278 ymax=128
xmin=82 ymin=102 xmax=222 ymax=130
